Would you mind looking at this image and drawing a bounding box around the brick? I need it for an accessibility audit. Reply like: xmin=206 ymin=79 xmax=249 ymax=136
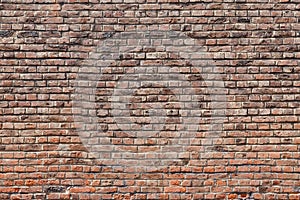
xmin=0 ymin=31 xmax=14 ymax=38
xmin=17 ymin=31 xmax=39 ymax=38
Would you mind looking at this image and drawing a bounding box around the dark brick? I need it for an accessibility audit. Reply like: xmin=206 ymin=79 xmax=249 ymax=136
xmin=17 ymin=31 xmax=39 ymax=38
xmin=237 ymin=17 xmax=251 ymax=23
xmin=0 ymin=30 xmax=14 ymax=37
xmin=45 ymin=186 xmax=66 ymax=193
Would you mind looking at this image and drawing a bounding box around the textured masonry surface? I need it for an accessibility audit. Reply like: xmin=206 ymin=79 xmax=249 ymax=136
xmin=0 ymin=0 xmax=300 ymax=199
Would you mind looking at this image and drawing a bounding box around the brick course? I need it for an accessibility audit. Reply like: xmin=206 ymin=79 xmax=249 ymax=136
xmin=0 ymin=0 xmax=300 ymax=199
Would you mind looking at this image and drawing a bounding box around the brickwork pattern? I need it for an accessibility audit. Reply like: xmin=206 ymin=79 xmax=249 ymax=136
xmin=0 ymin=0 xmax=300 ymax=199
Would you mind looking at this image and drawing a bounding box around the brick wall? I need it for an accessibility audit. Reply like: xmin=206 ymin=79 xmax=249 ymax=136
xmin=0 ymin=0 xmax=300 ymax=199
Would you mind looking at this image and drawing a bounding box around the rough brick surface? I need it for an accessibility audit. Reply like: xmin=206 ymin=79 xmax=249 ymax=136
xmin=0 ymin=0 xmax=300 ymax=199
